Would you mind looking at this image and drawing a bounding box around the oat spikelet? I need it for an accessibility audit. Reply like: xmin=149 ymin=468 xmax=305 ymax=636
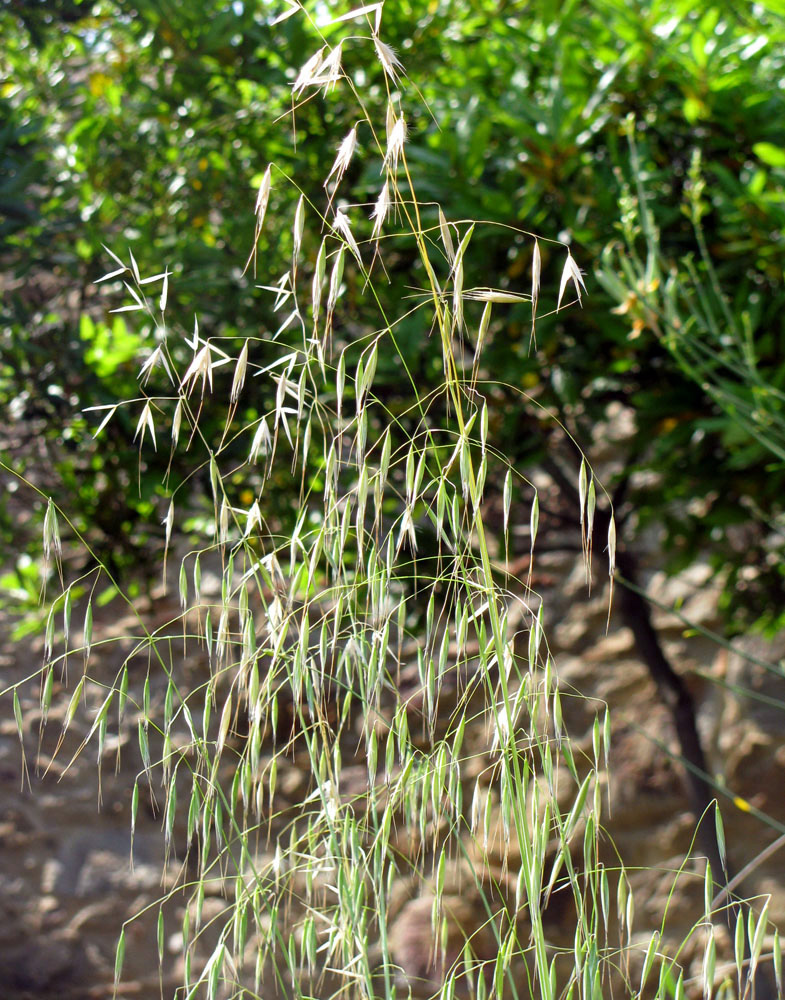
xmin=325 ymin=125 xmax=358 ymax=188
xmin=293 ymin=48 xmax=325 ymax=97
xmin=370 ymin=181 xmax=390 ymax=240
xmin=383 ymin=114 xmax=406 ymax=172
xmin=530 ymin=239 xmax=542 ymax=347
xmin=315 ymin=43 xmax=343 ymax=91
xmin=244 ymin=164 xmax=272 ymax=276
xmin=374 ymin=35 xmax=404 ymax=82
xmin=333 ymin=209 xmax=362 ymax=265
xmin=557 ymin=252 xmax=587 ymax=310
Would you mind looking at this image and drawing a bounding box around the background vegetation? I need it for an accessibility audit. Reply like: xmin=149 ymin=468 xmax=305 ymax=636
xmin=4 ymin=0 xmax=785 ymax=628
xmin=2 ymin=1 xmax=785 ymax=998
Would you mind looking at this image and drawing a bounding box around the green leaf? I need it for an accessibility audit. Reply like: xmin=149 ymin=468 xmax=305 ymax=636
xmin=753 ymin=142 xmax=785 ymax=168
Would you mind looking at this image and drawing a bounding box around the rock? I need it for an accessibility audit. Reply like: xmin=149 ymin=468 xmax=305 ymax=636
xmin=389 ymin=892 xmax=498 ymax=998
xmin=0 ymin=937 xmax=82 ymax=995
xmin=725 ymin=632 xmax=785 ymax=737
xmin=41 ymin=827 xmax=163 ymax=898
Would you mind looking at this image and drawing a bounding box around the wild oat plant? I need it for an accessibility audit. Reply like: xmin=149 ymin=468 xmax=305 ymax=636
xmin=18 ymin=4 xmax=781 ymax=1000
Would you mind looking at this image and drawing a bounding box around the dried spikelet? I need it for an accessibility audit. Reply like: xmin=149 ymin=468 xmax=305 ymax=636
xmin=314 ymin=43 xmax=343 ymax=90
xmin=139 ymin=345 xmax=173 ymax=386
xmin=180 ymin=343 xmax=215 ymax=396
xmin=134 ymin=400 xmax=157 ymax=450
xmin=383 ymin=114 xmax=406 ymax=172
xmin=158 ymin=269 xmax=169 ymax=312
xmin=162 ymin=500 xmax=174 ymax=577
xmin=128 ymin=246 xmax=140 ymax=283
xmin=385 ymin=99 xmax=396 ymax=138
xmin=270 ymin=0 xmax=299 ymax=25
xmin=531 ymin=240 xmax=542 ymax=303
xmin=333 ymin=209 xmax=362 ymax=265
xmin=396 ymin=506 xmax=417 ymax=555
xmin=293 ymin=47 xmax=325 ymax=96
xmin=249 ymin=417 xmax=272 ymax=464
xmin=254 ymin=165 xmax=272 ymax=217
xmin=325 ymin=125 xmax=358 ymax=188
xmin=244 ymin=500 xmax=263 ymax=538
xmin=312 ymin=238 xmax=327 ymax=323
xmin=230 ymin=341 xmax=249 ymax=404
xmin=171 ymin=399 xmax=182 ymax=448
xmin=327 ymin=2 xmax=381 ymax=26
xmin=374 ymin=35 xmax=404 ymax=81
xmin=557 ymin=251 xmax=587 ymax=310
xmin=292 ymin=194 xmax=305 ymax=276
xmin=370 ymin=181 xmax=390 ymax=239
xmin=244 ymin=164 xmax=272 ymax=276
xmin=462 ymin=288 xmax=529 ymax=303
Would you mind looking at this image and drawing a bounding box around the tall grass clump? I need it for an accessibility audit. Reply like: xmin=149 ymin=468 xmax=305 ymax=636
xmin=9 ymin=5 xmax=782 ymax=1000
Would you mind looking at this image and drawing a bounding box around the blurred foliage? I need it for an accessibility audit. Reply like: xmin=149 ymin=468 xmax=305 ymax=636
xmin=598 ymin=126 xmax=785 ymax=633
xmin=2 ymin=0 xmax=785 ymax=629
